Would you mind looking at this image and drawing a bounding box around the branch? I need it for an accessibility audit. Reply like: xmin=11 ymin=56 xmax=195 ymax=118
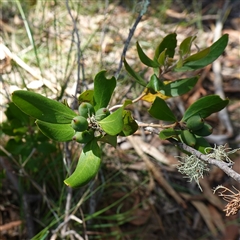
xmin=144 ymin=127 xmax=240 ymax=183
xmin=66 ymin=0 xmax=84 ymax=110
xmin=114 ymin=0 xmax=150 ymax=79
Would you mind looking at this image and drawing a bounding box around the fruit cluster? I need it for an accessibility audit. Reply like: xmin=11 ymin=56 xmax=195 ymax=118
xmin=180 ymin=115 xmax=213 ymax=147
xmin=71 ymin=102 xmax=110 ymax=144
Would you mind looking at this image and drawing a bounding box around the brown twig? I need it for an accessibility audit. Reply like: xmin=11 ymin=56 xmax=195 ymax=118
xmin=114 ymin=0 xmax=150 ymax=79
xmin=144 ymin=127 xmax=240 ymax=183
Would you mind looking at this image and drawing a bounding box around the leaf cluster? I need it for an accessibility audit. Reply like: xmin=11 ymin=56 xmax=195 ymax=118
xmin=11 ymin=33 xmax=229 ymax=187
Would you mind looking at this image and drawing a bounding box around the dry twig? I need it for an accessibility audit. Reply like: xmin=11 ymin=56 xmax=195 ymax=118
xmin=144 ymin=127 xmax=240 ymax=183
xmin=214 ymin=186 xmax=240 ymax=216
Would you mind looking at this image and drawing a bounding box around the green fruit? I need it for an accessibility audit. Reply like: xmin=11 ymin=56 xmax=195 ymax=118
xmin=186 ymin=115 xmax=204 ymax=132
xmin=72 ymin=130 xmax=94 ymax=144
xmin=71 ymin=116 xmax=88 ymax=132
xmin=194 ymin=136 xmax=211 ymax=154
xmin=78 ymin=102 xmax=95 ymax=118
xmin=95 ymin=108 xmax=110 ymax=121
xmin=180 ymin=130 xmax=197 ymax=147
xmin=193 ymin=123 xmax=213 ymax=136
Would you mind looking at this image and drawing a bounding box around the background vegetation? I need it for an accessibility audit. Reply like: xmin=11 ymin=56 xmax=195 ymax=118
xmin=0 ymin=0 xmax=239 ymax=239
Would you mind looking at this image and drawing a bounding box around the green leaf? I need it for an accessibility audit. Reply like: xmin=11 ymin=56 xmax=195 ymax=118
xmin=36 ymin=120 xmax=75 ymax=142
xmin=148 ymin=97 xmax=177 ymax=122
xmin=182 ymin=95 xmax=229 ymax=122
xmin=78 ymin=90 xmax=94 ymax=105
xmin=98 ymin=134 xmax=117 ymax=148
xmin=154 ymin=33 xmax=177 ymax=60
xmin=159 ymin=128 xmax=181 ymax=140
xmin=124 ymin=58 xmax=146 ymax=87
xmin=98 ymin=107 xmax=124 ymax=135
xmin=184 ymin=47 xmax=210 ymax=62
xmin=12 ymin=90 xmax=77 ymax=124
xmin=64 ymin=139 xmax=101 ymax=188
xmin=5 ymin=102 xmax=29 ymax=124
xmin=136 ymin=42 xmax=159 ymax=68
xmin=177 ymin=34 xmax=229 ymax=71
xmin=160 ymin=77 xmax=198 ymax=97
xmin=119 ymin=110 xmax=138 ymax=136
xmin=179 ymin=35 xmax=197 ymax=57
xmin=123 ymin=99 xmax=133 ymax=108
xmin=157 ymin=48 xmax=167 ymax=66
xmin=146 ymin=74 xmax=164 ymax=92
xmin=93 ymin=70 xmax=116 ymax=110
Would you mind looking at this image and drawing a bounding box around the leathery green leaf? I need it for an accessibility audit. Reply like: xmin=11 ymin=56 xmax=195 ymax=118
xmin=64 ymin=139 xmax=102 ymax=188
xmin=36 ymin=120 xmax=74 ymax=142
xmin=177 ymin=34 xmax=229 ymax=71
xmin=93 ymin=70 xmax=116 ymax=110
xmin=99 ymin=107 xmax=124 ymax=135
xmin=136 ymin=41 xmax=159 ymax=68
xmin=179 ymin=35 xmax=197 ymax=57
xmin=184 ymin=47 xmax=209 ymax=63
xmin=12 ymin=90 xmax=77 ymax=124
xmin=98 ymin=134 xmax=117 ymax=148
xmin=154 ymin=33 xmax=177 ymax=60
xmin=78 ymin=90 xmax=94 ymax=105
xmin=159 ymin=128 xmax=181 ymax=140
xmin=124 ymin=58 xmax=147 ymax=87
xmin=148 ymin=97 xmax=177 ymax=122
xmin=182 ymin=95 xmax=229 ymax=121
xmin=146 ymin=74 xmax=164 ymax=92
xmin=159 ymin=77 xmax=198 ymax=97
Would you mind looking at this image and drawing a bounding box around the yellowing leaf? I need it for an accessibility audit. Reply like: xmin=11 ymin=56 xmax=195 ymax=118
xmin=141 ymin=88 xmax=170 ymax=103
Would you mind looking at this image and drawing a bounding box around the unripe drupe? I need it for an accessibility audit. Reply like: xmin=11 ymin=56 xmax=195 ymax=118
xmin=78 ymin=102 xmax=95 ymax=118
xmin=72 ymin=130 xmax=94 ymax=144
xmin=95 ymin=107 xmax=110 ymax=121
xmin=193 ymin=123 xmax=213 ymax=136
xmin=71 ymin=116 xmax=88 ymax=132
xmin=180 ymin=130 xmax=197 ymax=147
xmin=186 ymin=115 xmax=204 ymax=132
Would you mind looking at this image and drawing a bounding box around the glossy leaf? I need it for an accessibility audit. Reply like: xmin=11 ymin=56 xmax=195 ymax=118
xmin=124 ymin=58 xmax=146 ymax=87
xmin=184 ymin=47 xmax=210 ymax=62
xmin=5 ymin=102 xmax=29 ymax=125
xmin=98 ymin=134 xmax=117 ymax=148
xmin=12 ymin=90 xmax=77 ymax=124
xmin=136 ymin=41 xmax=159 ymax=68
xmin=177 ymin=34 xmax=228 ymax=71
xmin=159 ymin=128 xmax=181 ymax=140
xmin=148 ymin=97 xmax=177 ymax=122
xmin=157 ymin=48 xmax=167 ymax=66
xmin=179 ymin=35 xmax=197 ymax=57
xmin=154 ymin=33 xmax=177 ymax=60
xmin=146 ymin=74 xmax=164 ymax=92
xmin=93 ymin=70 xmax=116 ymax=110
xmin=78 ymin=90 xmax=94 ymax=105
xmin=119 ymin=110 xmax=138 ymax=136
xmin=36 ymin=120 xmax=75 ymax=142
xmin=182 ymin=95 xmax=229 ymax=121
xmin=99 ymin=107 xmax=124 ymax=135
xmin=64 ymin=139 xmax=102 ymax=188
xmin=159 ymin=77 xmax=198 ymax=97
